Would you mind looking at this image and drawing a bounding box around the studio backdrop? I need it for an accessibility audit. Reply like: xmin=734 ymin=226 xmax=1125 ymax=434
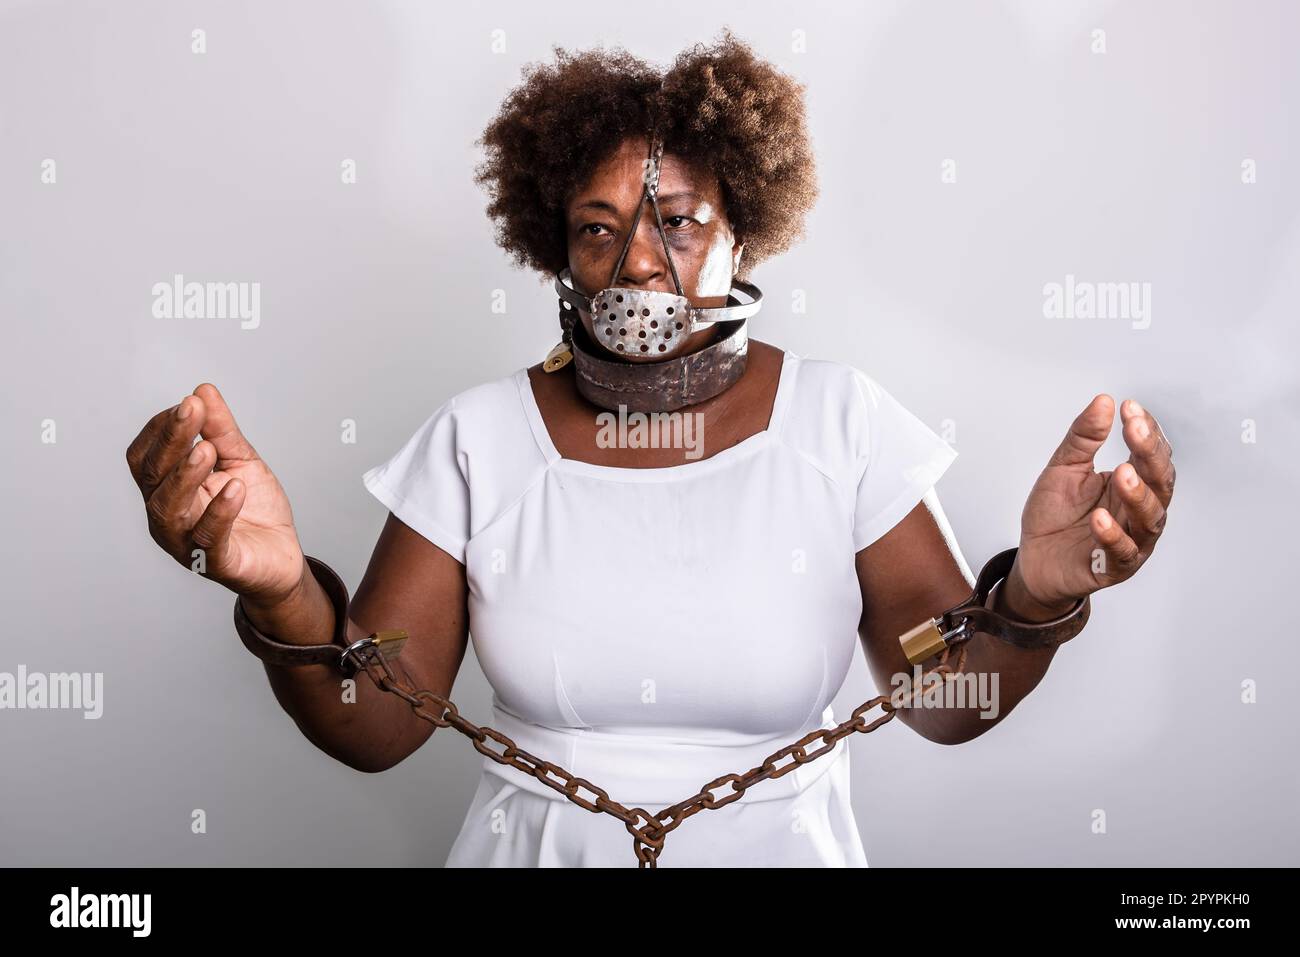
xmin=1 ymin=0 xmax=1296 ymax=866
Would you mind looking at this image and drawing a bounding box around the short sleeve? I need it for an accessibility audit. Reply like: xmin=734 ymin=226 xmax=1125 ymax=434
xmin=850 ymin=369 xmax=958 ymax=552
xmin=361 ymin=397 xmax=470 ymax=564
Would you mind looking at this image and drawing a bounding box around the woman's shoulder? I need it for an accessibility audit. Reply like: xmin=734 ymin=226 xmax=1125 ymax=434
xmin=361 ymin=366 xmax=549 ymax=558
xmin=776 ymin=348 xmax=952 ymax=487
xmin=433 ymin=368 xmax=528 ymax=424
xmin=367 ymin=367 xmax=545 ymax=488
xmin=413 ymin=366 xmax=547 ymax=464
xmin=782 ymin=350 xmax=874 ymax=401
xmin=776 ymin=350 xmax=875 ymax=457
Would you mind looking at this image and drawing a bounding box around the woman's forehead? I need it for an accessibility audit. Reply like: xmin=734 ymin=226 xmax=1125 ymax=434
xmin=567 ymin=138 xmax=720 ymax=209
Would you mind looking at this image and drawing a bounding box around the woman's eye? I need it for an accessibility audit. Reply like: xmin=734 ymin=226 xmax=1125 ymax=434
xmin=666 ymin=216 xmax=693 ymax=228
xmin=581 ymin=223 xmax=610 ymax=237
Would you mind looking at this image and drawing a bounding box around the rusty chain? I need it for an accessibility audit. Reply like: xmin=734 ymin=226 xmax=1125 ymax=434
xmin=349 ymin=641 xmax=972 ymax=868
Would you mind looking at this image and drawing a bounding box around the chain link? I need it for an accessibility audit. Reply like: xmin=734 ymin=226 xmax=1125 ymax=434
xmin=352 ymin=642 xmax=971 ymax=867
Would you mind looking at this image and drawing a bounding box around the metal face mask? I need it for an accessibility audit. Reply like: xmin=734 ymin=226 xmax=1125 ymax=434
xmin=553 ymin=136 xmax=762 ymax=361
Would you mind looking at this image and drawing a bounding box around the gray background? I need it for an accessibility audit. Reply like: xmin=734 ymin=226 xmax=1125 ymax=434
xmin=2 ymin=0 xmax=1296 ymax=866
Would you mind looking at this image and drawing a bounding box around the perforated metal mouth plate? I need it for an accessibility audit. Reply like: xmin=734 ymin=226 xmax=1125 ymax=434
xmin=591 ymin=287 xmax=693 ymax=357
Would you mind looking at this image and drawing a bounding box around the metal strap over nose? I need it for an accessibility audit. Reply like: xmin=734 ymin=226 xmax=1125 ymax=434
xmin=607 ymin=136 xmax=686 ymax=297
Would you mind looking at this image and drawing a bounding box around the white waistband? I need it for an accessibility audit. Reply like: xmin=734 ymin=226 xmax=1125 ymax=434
xmin=477 ymin=702 xmax=849 ymax=809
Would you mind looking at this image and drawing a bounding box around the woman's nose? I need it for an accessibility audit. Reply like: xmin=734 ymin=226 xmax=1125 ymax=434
xmin=616 ymin=220 xmax=668 ymax=287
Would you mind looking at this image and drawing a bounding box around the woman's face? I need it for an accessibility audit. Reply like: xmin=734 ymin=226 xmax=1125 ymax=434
xmin=564 ymin=136 xmax=743 ymax=362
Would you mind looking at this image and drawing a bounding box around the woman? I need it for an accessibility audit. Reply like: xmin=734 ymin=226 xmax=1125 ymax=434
xmin=124 ymin=34 xmax=1174 ymax=867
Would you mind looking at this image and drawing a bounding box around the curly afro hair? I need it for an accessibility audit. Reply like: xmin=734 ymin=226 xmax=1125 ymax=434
xmin=474 ymin=30 xmax=818 ymax=281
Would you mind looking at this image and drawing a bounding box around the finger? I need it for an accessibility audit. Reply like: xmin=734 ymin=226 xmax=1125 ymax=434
xmin=1089 ymin=506 xmax=1142 ymax=582
xmin=1112 ymin=462 xmax=1166 ymax=554
xmin=189 ymin=476 xmax=246 ymax=573
xmin=126 ymin=405 xmax=177 ymax=484
xmin=193 ymin=383 xmax=259 ymax=463
xmin=1121 ymin=398 xmax=1176 ymax=508
xmin=133 ymin=396 xmax=207 ymax=502
xmin=1047 ymin=394 xmax=1115 ymax=469
xmin=145 ymin=439 xmax=217 ymax=543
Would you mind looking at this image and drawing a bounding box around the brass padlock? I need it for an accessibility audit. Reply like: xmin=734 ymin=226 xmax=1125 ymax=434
xmin=899 ymin=618 xmax=947 ymax=665
xmin=543 ymin=341 xmax=573 ymax=373
xmin=369 ymin=629 xmax=408 ymax=659
xmin=899 ymin=616 xmax=973 ymax=665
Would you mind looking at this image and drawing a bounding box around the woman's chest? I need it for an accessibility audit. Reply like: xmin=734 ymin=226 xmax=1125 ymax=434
xmin=462 ymin=453 xmax=864 ymax=732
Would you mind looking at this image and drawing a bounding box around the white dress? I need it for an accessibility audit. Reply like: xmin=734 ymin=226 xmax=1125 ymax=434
xmin=361 ymin=349 xmax=958 ymax=867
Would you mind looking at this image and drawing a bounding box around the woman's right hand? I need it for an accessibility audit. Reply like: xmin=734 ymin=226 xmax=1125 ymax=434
xmin=126 ymin=383 xmax=307 ymax=607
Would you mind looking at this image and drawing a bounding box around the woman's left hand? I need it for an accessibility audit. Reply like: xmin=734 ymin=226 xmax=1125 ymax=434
xmin=1007 ymin=394 xmax=1175 ymax=615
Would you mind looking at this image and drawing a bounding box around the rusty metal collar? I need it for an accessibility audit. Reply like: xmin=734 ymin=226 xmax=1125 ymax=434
xmin=567 ymin=313 xmax=749 ymax=413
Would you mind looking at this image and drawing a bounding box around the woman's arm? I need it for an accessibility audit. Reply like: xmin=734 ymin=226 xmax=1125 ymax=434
xmin=246 ymin=513 xmax=469 ymax=772
xmin=856 ymin=394 xmax=1173 ymax=746
xmin=855 ymin=490 xmax=1068 ymax=746
xmin=126 ymin=384 xmax=470 ymax=773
